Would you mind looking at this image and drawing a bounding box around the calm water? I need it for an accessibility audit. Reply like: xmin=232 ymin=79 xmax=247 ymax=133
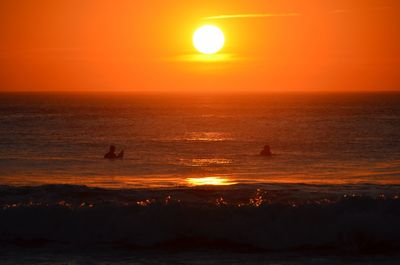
xmin=0 ymin=92 xmax=399 ymax=187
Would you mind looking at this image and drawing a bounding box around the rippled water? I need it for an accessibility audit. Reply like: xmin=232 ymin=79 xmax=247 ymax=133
xmin=0 ymin=92 xmax=399 ymax=187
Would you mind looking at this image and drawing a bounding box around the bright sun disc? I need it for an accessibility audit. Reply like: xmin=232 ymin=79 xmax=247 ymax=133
xmin=193 ymin=25 xmax=225 ymax=55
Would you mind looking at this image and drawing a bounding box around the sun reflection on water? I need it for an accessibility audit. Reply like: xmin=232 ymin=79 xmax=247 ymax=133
xmin=186 ymin=176 xmax=237 ymax=186
xmin=185 ymin=132 xmax=233 ymax=142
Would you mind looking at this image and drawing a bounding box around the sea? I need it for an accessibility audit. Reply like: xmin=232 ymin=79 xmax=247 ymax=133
xmin=0 ymin=92 xmax=400 ymax=264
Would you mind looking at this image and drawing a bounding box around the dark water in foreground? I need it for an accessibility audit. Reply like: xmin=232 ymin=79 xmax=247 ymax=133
xmin=1 ymin=93 xmax=400 ymax=263
xmin=1 ymin=184 xmax=400 ymax=264
xmin=1 ymin=249 xmax=400 ymax=265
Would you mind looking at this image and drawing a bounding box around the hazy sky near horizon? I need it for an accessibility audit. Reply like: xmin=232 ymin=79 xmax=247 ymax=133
xmin=0 ymin=0 xmax=399 ymax=92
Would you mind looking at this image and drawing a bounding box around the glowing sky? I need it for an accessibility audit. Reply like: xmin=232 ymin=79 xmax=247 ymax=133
xmin=0 ymin=0 xmax=399 ymax=92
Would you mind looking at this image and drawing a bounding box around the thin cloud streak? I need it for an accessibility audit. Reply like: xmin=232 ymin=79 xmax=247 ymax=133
xmin=203 ymin=13 xmax=300 ymax=20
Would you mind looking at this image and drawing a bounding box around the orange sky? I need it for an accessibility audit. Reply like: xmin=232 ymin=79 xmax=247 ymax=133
xmin=0 ymin=0 xmax=399 ymax=92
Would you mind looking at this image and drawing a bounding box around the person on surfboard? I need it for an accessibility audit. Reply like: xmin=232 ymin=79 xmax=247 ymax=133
xmin=260 ymin=145 xmax=272 ymax=156
xmin=104 ymin=145 xmax=124 ymax=159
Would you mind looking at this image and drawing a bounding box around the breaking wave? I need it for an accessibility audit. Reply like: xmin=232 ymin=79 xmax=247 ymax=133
xmin=1 ymin=184 xmax=400 ymax=254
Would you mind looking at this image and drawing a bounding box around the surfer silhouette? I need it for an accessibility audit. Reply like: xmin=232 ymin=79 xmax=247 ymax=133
xmin=104 ymin=145 xmax=124 ymax=159
xmin=260 ymin=145 xmax=272 ymax=156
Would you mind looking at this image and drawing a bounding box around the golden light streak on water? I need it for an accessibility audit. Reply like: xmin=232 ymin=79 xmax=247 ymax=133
xmin=186 ymin=176 xmax=237 ymax=186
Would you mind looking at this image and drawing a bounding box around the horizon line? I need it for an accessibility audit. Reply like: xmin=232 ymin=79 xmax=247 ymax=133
xmin=1 ymin=90 xmax=399 ymax=95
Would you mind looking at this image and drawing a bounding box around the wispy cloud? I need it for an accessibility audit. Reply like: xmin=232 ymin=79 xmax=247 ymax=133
xmin=203 ymin=13 xmax=300 ymax=20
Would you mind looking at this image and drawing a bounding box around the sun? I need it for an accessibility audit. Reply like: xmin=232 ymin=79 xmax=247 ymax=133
xmin=193 ymin=25 xmax=225 ymax=55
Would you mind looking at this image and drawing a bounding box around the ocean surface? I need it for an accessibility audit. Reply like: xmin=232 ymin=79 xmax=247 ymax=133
xmin=1 ymin=92 xmax=400 ymax=263
xmin=0 ymin=92 xmax=400 ymax=187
